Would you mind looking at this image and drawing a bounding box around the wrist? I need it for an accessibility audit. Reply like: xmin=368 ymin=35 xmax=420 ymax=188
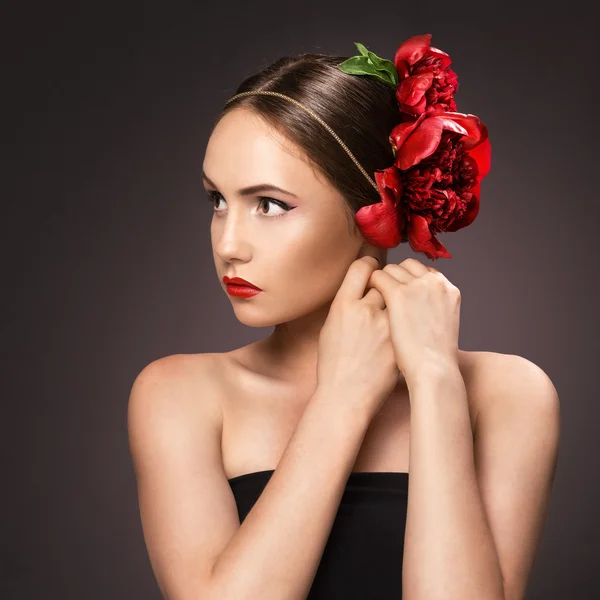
xmin=404 ymin=359 xmax=462 ymax=392
xmin=310 ymin=384 xmax=374 ymax=429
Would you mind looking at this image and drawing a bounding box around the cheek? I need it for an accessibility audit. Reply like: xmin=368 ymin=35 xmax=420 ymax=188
xmin=227 ymin=223 xmax=360 ymax=327
xmin=269 ymin=225 xmax=358 ymax=301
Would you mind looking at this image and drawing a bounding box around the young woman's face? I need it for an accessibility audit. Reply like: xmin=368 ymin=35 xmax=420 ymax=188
xmin=202 ymin=107 xmax=366 ymax=327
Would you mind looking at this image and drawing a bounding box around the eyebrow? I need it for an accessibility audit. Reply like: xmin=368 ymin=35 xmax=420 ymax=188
xmin=202 ymin=171 xmax=299 ymax=198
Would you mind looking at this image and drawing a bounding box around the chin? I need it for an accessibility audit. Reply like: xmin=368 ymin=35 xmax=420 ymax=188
xmin=229 ymin=292 xmax=334 ymax=329
xmin=232 ymin=313 xmax=278 ymax=328
xmin=229 ymin=300 xmax=282 ymax=328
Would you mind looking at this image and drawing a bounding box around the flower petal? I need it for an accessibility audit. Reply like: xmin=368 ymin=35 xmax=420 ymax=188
xmin=377 ymin=166 xmax=404 ymax=202
xmin=395 ymin=59 xmax=409 ymax=80
xmin=468 ymin=137 xmax=491 ymax=180
xmin=432 ymin=111 xmax=488 ymax=150
xmin=389 ymin=113 xmax=426 ymax=156
xmin=397 ymin=71 xmax=434 ymax=108
xmin=354 ymin=168 xmax=404 ymax=248
xmin=407 ymin=214 xmax=452 ymax=259
xmin=427 ymin=46 xmax=452 ymax=69
xmin=394 ymin=34 xmax=432 ymax=69
xmin=394 ymin=113 xmax=468 ymax=170
xmin=444 ymin=180 xmax=481 ymax=232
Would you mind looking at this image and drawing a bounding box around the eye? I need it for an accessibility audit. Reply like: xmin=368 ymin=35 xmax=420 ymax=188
xmin=256 ymin=197 xmax=289 ymax=217
xmin=206 ymin=191 xmax=225 ymax=210
xmin=205 ymin=191 xmax=293 ymax=218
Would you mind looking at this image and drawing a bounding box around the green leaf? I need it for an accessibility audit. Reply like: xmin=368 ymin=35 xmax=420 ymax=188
xmin=338 ymin=46 xmax=399 ymax=88
xmin=338 ymin=56 xmax=378 ymax=76
xmin=365 ymin=50 xmax=399 ymax=86
xmin=366 ymin=50 xmax=385 ymax=68
xmin=354 ymin=42 xmax=370 ymax=57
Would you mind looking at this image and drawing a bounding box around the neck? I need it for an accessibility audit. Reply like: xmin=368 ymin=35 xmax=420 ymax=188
xmin=260 ymin=299 xmax=333 ymax=387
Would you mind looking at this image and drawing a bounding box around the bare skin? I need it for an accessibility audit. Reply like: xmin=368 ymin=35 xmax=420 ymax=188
xmin=216 ymin=343 xmax=480 ymax=481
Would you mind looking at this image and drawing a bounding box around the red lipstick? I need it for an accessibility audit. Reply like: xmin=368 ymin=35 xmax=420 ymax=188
xmin=223 ymin=276 xmax=263 ymax=298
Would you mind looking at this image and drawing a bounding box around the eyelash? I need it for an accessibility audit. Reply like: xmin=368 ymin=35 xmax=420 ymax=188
xmin=205 ymin=190 xmax=292 ymax=218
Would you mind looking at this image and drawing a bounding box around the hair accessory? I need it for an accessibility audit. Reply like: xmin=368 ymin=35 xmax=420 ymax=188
xmin=225 ymin=34 xmax=491 ymax=260
xmin=338 ymin=34 xmax=491 ymax=259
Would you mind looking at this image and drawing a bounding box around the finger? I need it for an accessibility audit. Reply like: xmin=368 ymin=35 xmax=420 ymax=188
xmin=362 ymin=286 xmax=386 ymax=310
xmin=336 ymin=256 xmax=380 ymax=302
xmin=398 ymin=258 xmax=430 ymax=277
xmin=366 ymin=268 xmax=401 ymax=306
xmin=380 ymin=263 xmax=413 ymax=284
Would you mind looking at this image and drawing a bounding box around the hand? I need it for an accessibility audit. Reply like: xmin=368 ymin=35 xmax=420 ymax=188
xmin=316 ymin=256 xmax=401 ymax=422
xmin=366 ymin=258 xmax=461 ymax=384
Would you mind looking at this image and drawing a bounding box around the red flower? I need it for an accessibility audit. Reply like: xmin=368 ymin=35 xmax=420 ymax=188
xmin=355 ymin=110 xmax=491 ymax=260
xmin=392 ymin=110 xmax=491 ymax=259
xmin=394 ymin=34 xmax=459 ymax=117
xmin=350 ymin=34 xmax=491 ymax=260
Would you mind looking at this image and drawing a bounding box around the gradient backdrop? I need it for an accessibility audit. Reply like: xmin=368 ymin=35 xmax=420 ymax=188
xmin=4 ymin=1 xmax=598 ymax=598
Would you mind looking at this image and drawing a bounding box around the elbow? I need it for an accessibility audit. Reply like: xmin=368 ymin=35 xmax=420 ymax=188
xmin=198 ymin=556 xmax=227 ymax=600
xmin=166 ymin=560 xmax=222 ymax=600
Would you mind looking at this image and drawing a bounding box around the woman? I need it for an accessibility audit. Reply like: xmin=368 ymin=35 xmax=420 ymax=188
xmin=128 ymin=34 xmax=560 ymax=599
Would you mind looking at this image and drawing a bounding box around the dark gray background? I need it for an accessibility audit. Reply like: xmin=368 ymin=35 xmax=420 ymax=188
xmin=3 ymin=1 xmax=598 ymax=598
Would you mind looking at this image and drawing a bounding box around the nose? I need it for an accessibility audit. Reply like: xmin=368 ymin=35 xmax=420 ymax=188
xmin=213 ymin=204 xmax=253 ymax=263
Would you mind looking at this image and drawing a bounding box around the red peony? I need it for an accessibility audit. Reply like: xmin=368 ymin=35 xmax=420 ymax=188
xmin=394 ymin=33 xmax=459 ymax=117
xmin=354 ymin=110 xmax=491 ymax=260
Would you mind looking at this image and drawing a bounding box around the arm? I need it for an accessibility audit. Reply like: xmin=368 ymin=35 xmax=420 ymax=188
xmin=209 ymin=385 xmax=372 ymax=600
xmin=401 ymin=355 xmax=560 ymax=600
xmin=468 ymin=354 xmax=560 ymax=600
xmin=402 ymin=363 xmax=506 ymax=600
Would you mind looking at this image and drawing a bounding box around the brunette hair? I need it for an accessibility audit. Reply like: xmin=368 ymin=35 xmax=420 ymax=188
xmin=211 ymin=53 xmax=403 ymax=233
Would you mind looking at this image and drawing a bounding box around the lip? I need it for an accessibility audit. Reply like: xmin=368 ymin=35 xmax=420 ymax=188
xmin=223 ymin=276 xmax=261 ymax=290
xmin=223 ymin=276 xmax=263 ymax=298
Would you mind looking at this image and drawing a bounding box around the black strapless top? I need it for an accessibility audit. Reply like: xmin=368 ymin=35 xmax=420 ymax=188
xmin=228 ymin=469 xmax=409 ymax=599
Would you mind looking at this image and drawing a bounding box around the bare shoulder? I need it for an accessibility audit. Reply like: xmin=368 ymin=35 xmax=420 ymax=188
xmin=128 ymin=353 xmax=226 ymax=437
xmin=460 ymin=350 xmax=559 ymax=433
xmin=132 ymin=352 xmax=224 ymax=382
xmin=127 ymin=344 xmax=262 ymax=422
